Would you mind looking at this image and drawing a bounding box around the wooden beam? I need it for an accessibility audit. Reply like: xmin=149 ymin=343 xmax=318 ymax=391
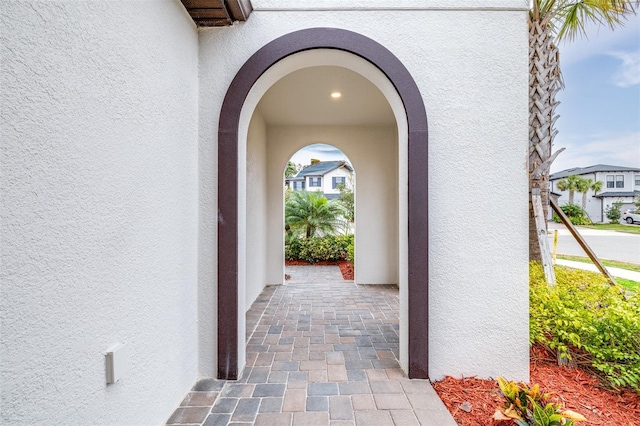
xmin=181 ymin=0 xmax=224 ymax=8
xmin=550 ymin=198 xmax=617 ymax=286
xmin=195 ymin=19 xmax=232 ymax=27
xmin=532 ymin=189 xmax=556 ymax=286
xmin=187 ymin=8 xmax=229 ymax=20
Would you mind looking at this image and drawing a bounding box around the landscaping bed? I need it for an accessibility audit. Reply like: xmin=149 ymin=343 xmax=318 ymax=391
xmin=433 ymin=263 xmax=640 ymax=425
xmin=433 ymin=344 xmax=640 ymax=425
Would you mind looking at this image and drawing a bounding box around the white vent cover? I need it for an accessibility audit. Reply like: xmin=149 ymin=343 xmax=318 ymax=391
xmin=105 ymin=343 xmax=127 ymax=384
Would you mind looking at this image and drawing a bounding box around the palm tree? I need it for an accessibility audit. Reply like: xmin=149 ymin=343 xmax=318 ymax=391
xmin=528 ymin=0 xmax=637 ymax=260
xmin=555 ymin=174 xmax=582 ymax=205
xmin=591 ymin=180 xmax=603 ymax=195
xmin=579 ymin=179 xmax=604 ymax=210
xmin=285 ymin=190 xmax=346 ymax=238
xmin=577 ymin=177 xmax=592 ymax=210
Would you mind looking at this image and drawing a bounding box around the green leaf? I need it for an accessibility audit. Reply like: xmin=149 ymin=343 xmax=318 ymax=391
xmin=532 ymin=400 xmax=550 ymax=425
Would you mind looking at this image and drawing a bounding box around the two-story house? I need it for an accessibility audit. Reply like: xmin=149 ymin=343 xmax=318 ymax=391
xmin=286 ymin=160 xmax=353 ymax=199
xmin=549 ymin=164 xmax=640 ymax=222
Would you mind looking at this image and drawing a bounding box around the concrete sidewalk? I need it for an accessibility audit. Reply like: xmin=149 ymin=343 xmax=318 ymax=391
xmin=555 ymin=259 xmax=640 ymax=282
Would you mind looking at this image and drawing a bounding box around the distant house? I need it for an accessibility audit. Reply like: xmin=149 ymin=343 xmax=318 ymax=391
xmin=550 ymin=164 xmax=640 ymax=222
xmin=286 ymin=160 xmax=353 ymax=199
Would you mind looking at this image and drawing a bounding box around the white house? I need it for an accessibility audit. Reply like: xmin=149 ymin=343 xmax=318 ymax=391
xmin=286 ymin=160 xmax=353 ymax=198
xmin=550 ymin=164 xmax=640 ymax=223
xmin=2 ymin=1 xmax=530 ymax=424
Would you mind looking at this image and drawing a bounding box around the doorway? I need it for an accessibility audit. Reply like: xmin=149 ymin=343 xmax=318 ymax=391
xmin=217 ymin=28 xmax=428 ymax=380
xmin=284 ymin=145 xmax=355 ymax=278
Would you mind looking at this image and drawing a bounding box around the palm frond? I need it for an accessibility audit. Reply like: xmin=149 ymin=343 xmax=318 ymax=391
xmin=554 ymin=0 xmax=638 ymax=41
xmin=284 ymin=190 xmax=349 ymax=238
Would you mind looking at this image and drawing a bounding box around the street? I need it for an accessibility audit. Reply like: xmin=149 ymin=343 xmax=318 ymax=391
xmin=547 ymin=222 xmax=640 ymax=264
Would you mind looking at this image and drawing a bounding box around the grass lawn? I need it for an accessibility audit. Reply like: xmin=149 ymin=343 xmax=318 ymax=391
xmin=577 ymin=223 xmax=640 ymax=235
xmin=556 ymin=255 xmax=640 ymax=292
xmin=556 ymin=254 xmax=640 ymax=273
xmin=617 ymin=277 xmax=640 ymax=292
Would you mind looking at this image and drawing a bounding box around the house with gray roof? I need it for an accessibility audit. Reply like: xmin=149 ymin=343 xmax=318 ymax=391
xmin=550 ymin=164 xmax=640 ymax=222
xmin=286 ymin=160 xmax=353 ymax=199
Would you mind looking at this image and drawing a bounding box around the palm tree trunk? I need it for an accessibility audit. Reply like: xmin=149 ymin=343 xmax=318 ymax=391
xmin=568 ymin=190 xmax=574 ymax=205
xmin=582 ymin=192 xmax=588 ymax=210
xmin=529 ymin=18 xmax=563 ymax=261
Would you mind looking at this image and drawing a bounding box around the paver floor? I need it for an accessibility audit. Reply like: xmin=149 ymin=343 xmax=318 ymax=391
xmin=167 ymin=265 xmax=455 ymax=425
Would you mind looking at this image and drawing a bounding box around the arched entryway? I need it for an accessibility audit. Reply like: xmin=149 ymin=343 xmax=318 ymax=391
xmin=218 ymin=28 xmax=429 ymax=380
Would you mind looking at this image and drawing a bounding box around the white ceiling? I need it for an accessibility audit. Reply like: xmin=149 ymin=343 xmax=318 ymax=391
xmin=256 ymin=66 xmax=395 ymax=126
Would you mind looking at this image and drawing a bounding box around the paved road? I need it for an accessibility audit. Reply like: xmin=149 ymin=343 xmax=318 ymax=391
xmin=547 ymin=222 xmax=640 ymax=264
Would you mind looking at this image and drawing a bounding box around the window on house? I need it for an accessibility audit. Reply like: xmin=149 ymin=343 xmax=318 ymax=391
xmin=293 ymin=181 xmax=305 ymax=190
xmin=606 ymin=175 xmax=614 ymax=188
xmin=616 ymin=175 xmax=624 ymax=188
xmin=332 ymin=176 xmax=346 ymax=189
xmin=309 ymin=177 xmax=322 ymax=187
xmin=635 ymin=175 xmax=640 ymax=186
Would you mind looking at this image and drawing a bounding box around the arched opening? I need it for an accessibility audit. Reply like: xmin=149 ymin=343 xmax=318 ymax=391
xmin=283 ymin=145 xmax=355 ymax=280
xmin=218 ymin=28 xmax=428 ymax=380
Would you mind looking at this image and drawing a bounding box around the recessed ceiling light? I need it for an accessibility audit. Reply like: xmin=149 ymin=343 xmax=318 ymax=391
xmin=330 ymin=91 xmax=342 ymax=99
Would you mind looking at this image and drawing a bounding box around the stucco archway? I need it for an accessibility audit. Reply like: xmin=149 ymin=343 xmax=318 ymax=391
xmin=218 ymin=28 xmax=429 ymax=380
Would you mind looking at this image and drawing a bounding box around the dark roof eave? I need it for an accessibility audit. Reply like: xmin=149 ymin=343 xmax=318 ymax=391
xmin=227 ymin=0 xmax=252 ymax=21
xmin=295 ymin=161 xmax=352 ymax=178
xmin=181 ymin=0 xmax=252 ymax=27
xmin=550 ymin=164 xmax=640 ymax=180
xmin=593 ymin=190 xmax=640 ymax=198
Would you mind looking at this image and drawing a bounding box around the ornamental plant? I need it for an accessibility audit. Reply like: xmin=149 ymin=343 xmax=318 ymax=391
xmin=604 ymin=202 xmax=622 ymax=223
xmin=530 ymin=262 xmax=640 ymax=392
xmin=552 ymin=204 xmax=590 ymax=225
xmin=494 ymin=377 xmax=586 ymax=425
xmin=285 ymin=234 xmax=353 ymax=264
xmin=285 ymin=190 xmax=347 ymax=238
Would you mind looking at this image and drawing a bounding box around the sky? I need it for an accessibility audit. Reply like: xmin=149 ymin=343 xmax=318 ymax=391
xmin=289 ymin=14 xmax=640 ymax=173
xmin=290 ymin=143 xmax=350 ymax=167
xmin=551 ymin=12 xmax=640 ymax=173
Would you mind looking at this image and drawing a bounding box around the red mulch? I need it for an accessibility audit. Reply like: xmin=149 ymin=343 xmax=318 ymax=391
xmin=337 ymin=261 xmax=354 ymax=280
xmin=432 ymin=345 xmax=640 ymax=425
xmin=285 ymin=260 xmax=354 ymax=280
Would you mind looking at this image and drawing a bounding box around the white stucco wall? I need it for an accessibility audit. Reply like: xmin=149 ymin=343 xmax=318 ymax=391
xmin=1 ymin=2 xmax=199 ymax=424
xmin=246 ymin=111 xmax=269 ymax=307
xmin=265 ymin=126 xmax=398 ymax=286
xmin=198 ymin=1 xmax=529 ymax=381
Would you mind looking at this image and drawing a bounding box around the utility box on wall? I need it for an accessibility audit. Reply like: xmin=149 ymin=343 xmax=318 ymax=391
xmin=105 ymin=343 xmax=127 ymax=384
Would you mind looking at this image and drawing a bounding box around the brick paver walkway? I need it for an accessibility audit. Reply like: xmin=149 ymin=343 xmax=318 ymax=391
xmin=167 ymin=265 xmax=455 ymax=425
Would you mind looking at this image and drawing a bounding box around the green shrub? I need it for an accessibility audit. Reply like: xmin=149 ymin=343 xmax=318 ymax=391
xmin=605 ymin=202 xmax=622 ymax=223
xmin=285 ymin=234 xmax=354 ymax=263
xmin=530 ymin=262 xmax=640 ymax=392
xmin=285 ymin=237 xmax=303 ymax=260
xmin=552 ymin=204 xmax=590 ymax=225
